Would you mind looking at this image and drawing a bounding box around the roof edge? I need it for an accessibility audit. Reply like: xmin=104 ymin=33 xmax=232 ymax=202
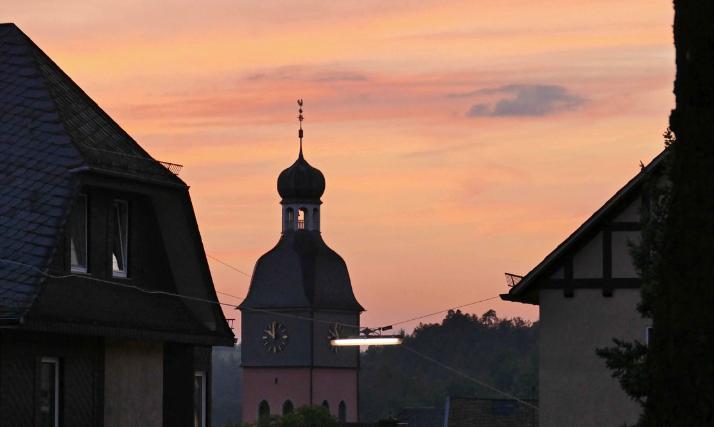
xmin=503 ymin=148 xmax=667 ymax=304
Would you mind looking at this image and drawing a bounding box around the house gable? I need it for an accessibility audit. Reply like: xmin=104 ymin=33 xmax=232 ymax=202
xmin=0 ymin=23 xmax=233 ymax=345
xmin=502 ymin=150 xmax=666 ymax=305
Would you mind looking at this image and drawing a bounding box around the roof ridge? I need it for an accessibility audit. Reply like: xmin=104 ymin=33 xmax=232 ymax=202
xmin=14 ymin=26 xmax=183 ymax=185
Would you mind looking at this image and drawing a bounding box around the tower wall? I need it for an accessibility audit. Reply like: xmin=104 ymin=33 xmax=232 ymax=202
xmin=242 ymin=367 xmax=311 ymax=421
xmin=312 ymin=368 xmax=358 ymax=422
xmin=242 ymin=367 xmax=358 ymax=422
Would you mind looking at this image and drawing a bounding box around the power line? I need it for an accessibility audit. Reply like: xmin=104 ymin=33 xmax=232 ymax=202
xmin=0 ymin=258 xmax=362 ymax=329
xmin=387 ymin=296 xmax=501 ymax=328
xmin=401 ymin=344 xmax=539 ymax=411
xmin=205 ymin=253 xmax=501 ymax=330
xmin=0 ymin=256 xmax=504 ymax=333
xmin=207 ymin=254 xmax=252 ymax=278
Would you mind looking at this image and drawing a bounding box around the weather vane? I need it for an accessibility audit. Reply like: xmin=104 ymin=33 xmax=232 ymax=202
xmin=297 ymin=99 xmax=304 ymax=153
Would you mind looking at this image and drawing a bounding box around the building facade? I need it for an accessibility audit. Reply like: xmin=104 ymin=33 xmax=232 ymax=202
xmin=501 ymin=152 xmax=664 ymax=427
xmin=0 ymin=24 xmax=234 ymax=427
xmin=240 ymin=143 xmax=363 ymax=423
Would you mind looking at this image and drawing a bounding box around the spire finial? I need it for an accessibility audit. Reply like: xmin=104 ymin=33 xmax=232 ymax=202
xmin=297 ymin=99 xmax=304 ymax=157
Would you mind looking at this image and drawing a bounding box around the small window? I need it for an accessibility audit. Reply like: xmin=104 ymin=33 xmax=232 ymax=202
xmin=194 ymin=372 xmax=206 ymax=427
xmin=258 ymin=400 xmax=270 ymax=421
xmin=338 ymin=401 xmax=346 ymax=422
xmin=313 ymin=208 xmax=319 ymax=229
xmin=112 ymin=200 xmax=129 ymax=277
xmin=282 ymin=400 xmax=294 ymax=415
xmin=645 ymin=326 xmax=653 ymax=346
xmin=286 ymin=208 xmax=294 ymax=230
xmin=40 ymin=357 xmax=60 ymax=427
xmin=321 ymin=400 xmax=330 ymax=413
xmin=69 ymin=194 xmax=88 ymax=272
xmin=298 ymin=208 xmax=306 ymax=230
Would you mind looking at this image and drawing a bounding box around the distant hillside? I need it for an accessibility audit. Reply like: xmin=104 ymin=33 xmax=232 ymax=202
xmin=359 ymin=309 xmax=538 ymax=421
xmin=213 ymin=345 xmax=242 ymax=426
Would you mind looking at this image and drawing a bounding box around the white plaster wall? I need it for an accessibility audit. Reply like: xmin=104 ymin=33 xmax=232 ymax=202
xmin=612 ymin=231 xmax=640 ymax=278
xmin=104 ymin=340 xmax=164 ymax=427
xmin=614 ymin=198 xmax=641 ymax=222
xmin=572 ymin=232 xmax=603 ymax=278
xmin=539 ymin=289 xmax=648 ymax=427
xmin=550 ymin=266 xmax=564 ymax=279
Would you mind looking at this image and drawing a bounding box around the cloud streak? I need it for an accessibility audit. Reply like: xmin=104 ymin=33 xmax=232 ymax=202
xmin=463 ymin=84 xmax=585 ymax=117
xmin=245 ymin=66 xmax=368 ymax=82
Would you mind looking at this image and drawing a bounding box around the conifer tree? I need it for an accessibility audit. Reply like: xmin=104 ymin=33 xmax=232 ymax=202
xmin=600 ymin=2 xmax=714 ymax=425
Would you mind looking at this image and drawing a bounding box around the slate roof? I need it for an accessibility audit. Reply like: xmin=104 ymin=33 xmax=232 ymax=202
xmin=444 ymin=397 xmax=538 ymax=427
xmin=501 ymin=149 xmax=667 ymax=305
xmin=396 ymin=407 xmax=444 ymax=427
xmin=240 ymin=230 xmax=364 ymax=311
xmin=0 ymin=23 xmax=183 ymax=322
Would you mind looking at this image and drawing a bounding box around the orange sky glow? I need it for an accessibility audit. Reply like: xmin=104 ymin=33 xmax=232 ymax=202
xmin=5 ymin=1 xmax=675 ymax=340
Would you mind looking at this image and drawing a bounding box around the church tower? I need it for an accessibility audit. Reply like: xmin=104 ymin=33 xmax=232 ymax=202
xmin=239 ymin=103 xmax=363 ymax=423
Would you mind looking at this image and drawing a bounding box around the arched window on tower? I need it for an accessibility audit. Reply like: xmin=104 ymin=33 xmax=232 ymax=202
xmin=313 ymin=208 xmax=319 ymax=230
xmin=286 ymin=208 xmax=294 ymax=231
xmin=298 ymin=208 xmax=306 ymax=230
xmin=258 ymin=400 xmax=270 ymax=421
xmin=321 ymin=400 xmax=330 ymax=413
xmin=338 ymin=401 xmax=347 ymax=422
xmin=282 ymin=400 xmax=294 ymax=415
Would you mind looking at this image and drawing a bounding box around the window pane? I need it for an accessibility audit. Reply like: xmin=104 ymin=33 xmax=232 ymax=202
xmin=282 ymin=400 xmax=294 ymax=415
xmin=258 ymin=400 xmax=270 ymax=420
xmin=70 ymin=195 xmax=87 ymax=271
xmin=40 ymin=360 xmax=58 ymax=427
xmin=112 ymin=201 xmax=128 ymax=276
xmin=194 ymin=372 xmax=205 ymax=427
xmin=339 ymin=401 xmax=346 ymax=422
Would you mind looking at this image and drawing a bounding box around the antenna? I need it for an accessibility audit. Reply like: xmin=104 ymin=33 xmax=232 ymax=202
xmin=297 ymin=99 xmax=304 ymax=155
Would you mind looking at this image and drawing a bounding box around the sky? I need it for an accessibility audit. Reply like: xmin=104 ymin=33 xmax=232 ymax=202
xmin=4 ymin=1 xmax=675 ymax=339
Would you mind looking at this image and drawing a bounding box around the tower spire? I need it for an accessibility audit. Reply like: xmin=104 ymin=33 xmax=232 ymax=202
xmin=297 ymin=99 xmax=304 ymax=158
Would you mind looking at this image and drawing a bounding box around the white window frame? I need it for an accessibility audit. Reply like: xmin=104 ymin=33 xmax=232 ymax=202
xmin=194 ymin=371 xmax=206 ymax=427
xmin=70 ymin=194 xmax=88 ymax=273
xmin=112 ymin=200 xmax=129 ymax=278
xmin=40 ymin=357 xmax=60 ymax=427
xmin=645 ymin=326 xmax=653 ymax=346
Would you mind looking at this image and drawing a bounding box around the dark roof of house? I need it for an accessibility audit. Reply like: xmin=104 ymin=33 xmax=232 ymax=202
xmin=277 ymin=148 xmax=326 ymax=203
xmin=240 ymin=230 xmax=364 ymax=311
xmin=0 ymin=24 xmax=225 ymax=341
xmin=501 ymin=149 xmax=667 ymax=304
xmin=445 ymin=397 xmax=538 ymax=427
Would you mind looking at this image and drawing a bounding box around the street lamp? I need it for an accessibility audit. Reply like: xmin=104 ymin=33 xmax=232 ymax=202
xmin=330 ymin=326 xmax=403 ymax=347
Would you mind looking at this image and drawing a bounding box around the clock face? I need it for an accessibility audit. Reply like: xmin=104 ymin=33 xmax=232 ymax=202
xmin=262 ymin=321 xmax=288 ymax=353
xmin=326 ymin=323 xmax=343 ymax=353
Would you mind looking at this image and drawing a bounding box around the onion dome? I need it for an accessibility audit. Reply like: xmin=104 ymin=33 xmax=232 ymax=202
xmin=277 ymin=150 xmax=326 ymax=202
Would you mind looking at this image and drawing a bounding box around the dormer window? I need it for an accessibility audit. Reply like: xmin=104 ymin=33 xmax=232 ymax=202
xmin=69 ymin=194 xmax=88 ymax=272
xmin=112 ymin=200 xmax=129 ymax=277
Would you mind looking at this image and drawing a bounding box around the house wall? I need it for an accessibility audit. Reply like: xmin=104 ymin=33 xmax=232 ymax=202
xmin=0 ymin=331 xmax=103 ymax=427
xmin=539 ymin=289 xmax=648 ymax=427
xmin=104 ymin=339 xmax=163 ymax=427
